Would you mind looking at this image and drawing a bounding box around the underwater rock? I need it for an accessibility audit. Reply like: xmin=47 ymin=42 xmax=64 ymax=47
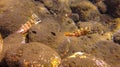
xmin=0 ymin=33 xmax=3 ymax=55
xmin=29 ymin=15 xmax=77 ymax=47
xmin=89 ymin=0 xmax=107 ymax=13
xmin=0 ymin=0 xmax=120 ymax=67
xmin=100 ymin=14 xmax=113 ymax=23
xmin=95 ymin=1 xmax=107 ymax=14
xmin=29 ymin=16 xmax=61 ymax=47
xmin=106 ymin=18 xmax=120 ymax=32
xmin=70 ymin=0 xmax=88 ymax=5
xmin=39 ymin=0 xmax=54 ymax=8
xmin=70 ymin=1 xmax=100 ymax=21
xmin=59 ymin=52 xmax=110 ymax=67
xmin=0 ymin=0 xmax=37 ymax=37
xmin=33 ymin=1 xmax=50 ymax=15
xmin=1 ymin=33 xmax=24 ymax=60
xmin=59 ymin=17 xmax=78 ymax=32
xmin=113 ymin=31 xmax=120 ymax=44
xmin=4 ymin=33 xmax=24 ymax=44
xmin=89 ymin=0 xmax=104 ymax=3
xmin=56 ymin=36 xmax=72 ymax=58
xmin=87 ymin=41 xmax=120 ymax=67
xmin=69 ymin=13 xmax=79 ymax=22
xmin=77 ymin=21 xmax=109 ymax=34
xmin=39 ymin=0 xmax=71 ymax=17
xmin=0 ymin=33 xmax=24 ymax=67
xmin=57 ymin=33 xmax=105 ymax=58
xmin=5 ymin=42 xmax=61 ymax=67
xmin=105 ymin=0 xmax=120 ymax=17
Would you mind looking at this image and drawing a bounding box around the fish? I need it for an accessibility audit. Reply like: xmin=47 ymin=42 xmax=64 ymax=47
xmin=16 ymin=14 xmax=41 ymax=44
xmin=0 ymin=33 xmax=3 ymax=53
xmin=64 ymin=27 xmax=90 ymax=37
xmin=16 ymin=13 xmax=41 ymax=34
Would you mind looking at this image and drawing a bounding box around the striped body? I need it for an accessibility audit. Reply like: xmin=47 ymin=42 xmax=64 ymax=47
xmin=16 ymin=14 xmax=41 ymax=44
xmin=64 ymin=27 xmax=90 ymax=37
xmin=16 ymin=19 xmax=34 ymax=34
xmin=16 ymin=14 xmax=41 ymax=34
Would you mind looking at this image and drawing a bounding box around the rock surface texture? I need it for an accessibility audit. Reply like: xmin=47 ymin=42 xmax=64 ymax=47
xmin=0 ymin=0 xmax=120 ymax=67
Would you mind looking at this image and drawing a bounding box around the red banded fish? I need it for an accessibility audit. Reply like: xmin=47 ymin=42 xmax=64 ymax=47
xmin=64 ymin=27 xmax=90 ymax=37
xmin=16 ymin=14 xmax=41 ymax=34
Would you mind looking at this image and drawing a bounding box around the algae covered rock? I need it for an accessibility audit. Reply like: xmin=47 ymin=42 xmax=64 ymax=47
xmin=56 ymin=33 xmax=105 ymax=58
xmin=89 ymin=0 xmax=107 ymax=13
xmin=0 ymin=0 xmax=120 ymax=67
xmin=0 ymin=33 xmax=3 ymax=55
xmin=39 ymin=0 xmax=71 ymax=17
xmin=59 ymin=52 xmax=110 ymax=67
xmin=77 ymin=21 xmax=109 ymax=34
xmin=5 ymin=42 xmax=61 ymax=67
xmin=86 ymin=41 xmax=120 ymax=67
xmin=4 ymin=33 xmax=24 ymax=44
xmin=100 ymin=14 xmax=113 ymax=23
xmin=69 ymin=13 xmax=79 ymax=22
xmin=59 ymin=17 xmax=78 ymax=32
xmin=70 ymin=1 xmax=100 ymax=21
xmin=105 ymin=0 xmax=120 ymax=17
xmin=1 ymin=33 xmax=24 ymax=61
xmin=0 ymin=33 xmax=25 ymax=67
xmin=29 ymin=16 xmax=61 ymax=46
xmin=113 ymin=31 xmax=120 ymax=44
xmin=107 ymin=18 xmax=120 ymax=32
xmin=0 ymin=0 xmax=37 ymax=37
xmin=95 ymin=1 xmax=107 ymax=13
xmin=33 ymin=1 xmax=50 ymax=15
xmin=29 ymin=16 xmax=77 ymax=47
xmin=3 ymin=33 xmax=27 ymax=54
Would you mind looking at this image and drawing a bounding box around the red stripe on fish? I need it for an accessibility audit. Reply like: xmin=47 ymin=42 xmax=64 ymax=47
xmin=64 ymin=27 xmax=90 ymax=37
xmin=16 ymin=21 xmax=33 ymax=34
xmin=16 ymin=14 xmax=41 ymax=34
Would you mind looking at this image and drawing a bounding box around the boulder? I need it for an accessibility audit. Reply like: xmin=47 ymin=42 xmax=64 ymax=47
xmin=28 ymin=16 xmax=61 ymax=47
xmin=0 ymin=33 xmax=3 ymax=55
xmin=5 ymin=42 xmax=61 ymax=67
xmin=69 ymin=13 xmax=80 ymax=23
xmin=59 ymin=52 xmax=110 ymax=67
xmin=76 ymin=21 xmax=109 ymax=34
xmin=113 ymin=29 xmax=120 ymax=44
xmin=33 ymin=1 xmax=50 ymax=15
xmin=56 ymin=33 xmax=109 ymax=58
xmin=86 ymin=41 xmax=120 ymax=67
xmin=0 ymin=0 xmax=37 ymax=38
xmin=100 ymin=14 xmax=113 ymax=23
xmin=107 ymin=18 xmax=120 ymax=32
xmin=95 ymin=1 xmax=107 ymax=13
xmin=59 ymin=17 xmax=78 ymax=32
xmin=0 ymin=33 xmax=25 ymax=67
xmin=70 ymin=1 xmax=100 ymax=21
xmin=1 ymin=33 xmax=24 ymax=59
xmin=38 ymin=0 xmax=71 ymax=17
xmin=105 ymin=0 xmax=120 ymax=17
xmin=89 ymin=0 xmax=107 ymax=13
xmin=28 ymin=16 xmax=77 ymax=48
